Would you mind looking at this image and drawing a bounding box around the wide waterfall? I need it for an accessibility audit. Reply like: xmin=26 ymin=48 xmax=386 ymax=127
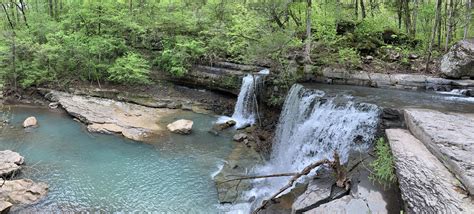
xmin=219 ymin=69 xmax=269 ymax=129
xmin=245 ymin=84 xmax=381 ymax=208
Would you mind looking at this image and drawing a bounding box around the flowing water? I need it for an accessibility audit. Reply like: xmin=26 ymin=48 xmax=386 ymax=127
xmin=0 ymin=106 xmax=233 ymax=213
xmin=244 ymin=84 xmax=381 ymax=210
xmin=220 ymin=69 xmax=269 ymax=129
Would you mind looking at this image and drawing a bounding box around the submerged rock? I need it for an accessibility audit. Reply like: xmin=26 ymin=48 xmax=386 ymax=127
xmin=441 ymin=39 xmax=474 ymax=79
xmin=22 ymin=117 xmax=37 ymax=128
xmin=214 ymin=143 xmax=262 ymax=204
xmin=0 ymin=179 xmax=48 ymax=205
xmin=167 ymin=119 xmax=193 ymax=135
xmin=0 ymin=150 xmax=24 ymax=177
xmin=44 ymin=90 xmax=178 ymax=141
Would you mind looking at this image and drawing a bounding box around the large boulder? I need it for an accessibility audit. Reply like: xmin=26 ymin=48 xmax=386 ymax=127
xmin=0 ymin=179 xmax=48 ymax=205
xmin=22 ymin=117 xmax=38 ymax=128
xmin=0 ymin=150 xmax=24 ymax=177
xmin=440 ymin=39 xmax=474 ymax=78
xmin=167 ymin=119 xmax=193 ymax=135
xmin=0 ymin=201 xmax=12 ymax=214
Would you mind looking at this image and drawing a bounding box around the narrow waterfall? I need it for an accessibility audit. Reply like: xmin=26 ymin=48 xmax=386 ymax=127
xmin=246 ymin=84 xmax=381 ymax=206
xmin=220 ymin=69 xmax=269 ymax=129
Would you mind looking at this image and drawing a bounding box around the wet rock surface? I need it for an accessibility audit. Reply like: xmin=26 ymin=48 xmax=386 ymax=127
xmin=45 ymin=90 xmax=178 ymax=141
xmin=441 ymin=39 xmax=474 ymax=79
xmin=213 ymin=143 xmax=262 ymax=204
xmin=291 ymin=154 xmax=401 ymax=214
xmin=0 ymin=150 xmax=24 ymax=178
xmin=386 ymin=129 xmax=473 ymax=213
xmin=404 ymin=108 xmax=474 ymax=194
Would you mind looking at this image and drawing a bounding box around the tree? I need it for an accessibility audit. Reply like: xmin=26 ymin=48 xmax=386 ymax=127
xmin=304 ymin=0 xmax=312 ymax=63
xmin=465 ymin=0 xmax=472 ymax=39
xmin=445 ymin=0 xmax=455 ymax=51
xmin=107 ymin=52 xmax=151 ymax=85
xmin=426 ymin=0 xmax=443 ymax=71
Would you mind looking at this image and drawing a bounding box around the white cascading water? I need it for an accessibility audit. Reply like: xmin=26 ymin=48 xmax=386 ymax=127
xmin=218 ymin=69 xmax=269 ymax=129
xmin=244 ymin=84 xmax=381 ymax=210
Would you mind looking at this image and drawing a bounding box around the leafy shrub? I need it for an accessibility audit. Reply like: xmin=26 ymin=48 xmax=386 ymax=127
xmin=107 ymin=52 xmax=151 ymax=85
xmin=156 ymin=37 xmax=206 ymax=76
xmin=338 ymin=48 xmax=361 ymax=67
xmin=370 ymin=137 xmax=396 ymax=186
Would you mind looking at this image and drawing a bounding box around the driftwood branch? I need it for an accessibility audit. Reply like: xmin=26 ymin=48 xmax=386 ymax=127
xmin=219 ymin=173 xmax=297 ymax=184
xmin=252 ymin=158 xmax=332 ymax=214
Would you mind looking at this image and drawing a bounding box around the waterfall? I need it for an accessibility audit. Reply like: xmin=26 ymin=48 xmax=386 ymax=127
xmin=219 ymin=69 xmax=269 ymax=129
xmin=245 ymin=84 xmax=381 ymax=208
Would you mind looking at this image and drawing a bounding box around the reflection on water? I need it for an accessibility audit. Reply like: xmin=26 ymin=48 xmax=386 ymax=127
xmin=0 ymin=106 xmax=233 ymax=213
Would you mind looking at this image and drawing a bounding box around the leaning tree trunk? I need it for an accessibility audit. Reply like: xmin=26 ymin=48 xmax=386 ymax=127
xmin=426 ymin=0 xmax=443 ymax=72
xmin=464 ymin=0 xmax=472 ymax=39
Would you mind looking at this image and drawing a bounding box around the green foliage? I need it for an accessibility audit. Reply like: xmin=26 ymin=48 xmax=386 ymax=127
xmin=338 ymin=48 xmax=361 ymax=67
xmin=0 ymin=0 xmax=470 ymax=89
xmin=370 ymin=138 xmax=397 ymax=186
xmin=108 ymin=52 xmax=151 ymax=85
xmin=156 ymin=37 xmax=206 ymax=76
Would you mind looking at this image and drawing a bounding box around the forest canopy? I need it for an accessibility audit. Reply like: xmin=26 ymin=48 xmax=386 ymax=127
xmin=0 ymin=0 xmax=472 ymax=90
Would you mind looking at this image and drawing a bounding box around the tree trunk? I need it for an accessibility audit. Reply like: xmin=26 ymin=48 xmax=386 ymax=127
xmin=426 ymin=0 xmax=443 ymax=72
xmin=304 ymin=0 xmax=312 ymax=63
xmin=397 ymin=0 xmax=402 ymax=29
xmin=464 ymin=0 xmax=472 ymax=39
xmin=360 ymin=0 xmax=366 ymax=18
xmin=355 ymin=0 xmax=359 ymax=19
xmin=1 ymin=3 xmax=14 ymax=29
xmin=48 ymin=0 xmax=53 ymax=17
xmin=445 ymin=0 xmax=455 ymax=51
xmin=403 ymin=0 xmax=412 ymax=35
xmin=413 ymin=0 xmax=419 ymax=37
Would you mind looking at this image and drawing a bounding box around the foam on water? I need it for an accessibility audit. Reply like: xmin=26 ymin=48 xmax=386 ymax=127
xmin=217 ymin=69 xmax=269 ymax=129
xmin=243 ymin=84 xmax=381 ymax=210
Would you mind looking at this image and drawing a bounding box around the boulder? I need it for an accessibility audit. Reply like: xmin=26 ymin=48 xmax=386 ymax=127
xmin=0 ymin=150 xmax=24 ymax=177
xmin=167 ymin=119 xmax=193 ymax=135
xmin=22 ymin=117 xmax=37 ymax=128
xmin=440 ymin=39 xmax=474 ymax=78
xmin=0 ymin=179 xmax=48 ymax=205
xmin=386 ymin=129 xmax=473 ymax=213
xmin=232 ymin=133 xmax=248 ymax=142
xmin=213 ymin=120 xmax=236 ymax=131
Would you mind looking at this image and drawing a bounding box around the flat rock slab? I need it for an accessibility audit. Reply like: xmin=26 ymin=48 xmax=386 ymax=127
xmin=404 ymin=108 xmax=474 ymax=194
xmin=0 ymin=150 xmax=24 ymax=177
xmin=0 ymin=179 xmax=48 ymax=205
xmin=46 ymin=91 xmax=178 ymax=141
xmin=386 ymin=129 xmax=473 ymax=213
